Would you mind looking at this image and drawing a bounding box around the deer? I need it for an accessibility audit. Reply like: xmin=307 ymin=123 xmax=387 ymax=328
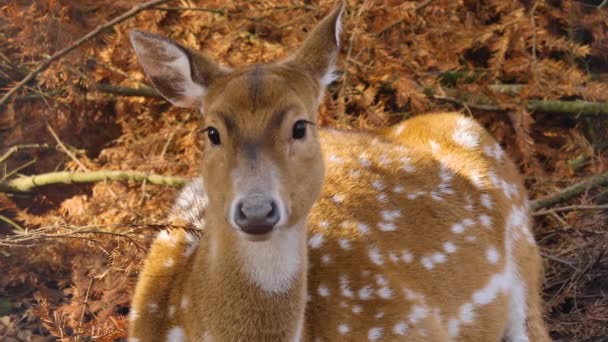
xmin=127 ymin=2 xmax=550 ymax=341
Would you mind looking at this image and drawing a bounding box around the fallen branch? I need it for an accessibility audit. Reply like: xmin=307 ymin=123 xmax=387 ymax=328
xmin=531 ymin=171 xmax=608 ymax=210
xmin=0 ymin=0 xmax=169 ymax=107
xmin=429 ymin=88 xmax=608 ymax=115
xmin=533 ymin=204 xmax=608 ymax=217
xmin=0 ymin=170 xmax=187 ymax=192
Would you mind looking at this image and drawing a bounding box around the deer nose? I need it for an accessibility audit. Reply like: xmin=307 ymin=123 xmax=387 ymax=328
xmin=234 ymin=195 xmax=280 ymax=235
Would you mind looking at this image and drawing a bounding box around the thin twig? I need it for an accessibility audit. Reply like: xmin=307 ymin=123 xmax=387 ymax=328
xmin=0 ymin=170 xmax=187 ymax=192
xmin=0 ymin=215 xmax=24 ymax=232
xmin=0 ymin=144 xmax=50 ymax=164
xmin=47 ymin=125 xmax=89 ymax=171
xmin=0 ymin=0 xmax=169 ymax=107
xmin=77 ymin=277 xmax=94 ymax=339
xmin=531 ymin=171 xmax=608 ymax=210
xmin=159 ymin=123 xmax=183 ymax=159
xmin=533 ymin=204 xmax=608 ymax=216
xmin=1 ymin=158 xmax=37 ymax=183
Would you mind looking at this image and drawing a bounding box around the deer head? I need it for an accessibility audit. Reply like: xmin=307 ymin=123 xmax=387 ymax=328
xmin=130 ymin=3 xmax=344 ymax=242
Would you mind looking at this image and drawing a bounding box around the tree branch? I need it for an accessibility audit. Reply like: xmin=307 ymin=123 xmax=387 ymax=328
xmin=0 ymin=171 xmax=188 ymax=192
xmin=0 ymin=0 xmax=169 ymax=107
xmin=531 ymin=171 xmax=608 ymax=210
xmin=428 ymin=88 xmax=608 ymax=115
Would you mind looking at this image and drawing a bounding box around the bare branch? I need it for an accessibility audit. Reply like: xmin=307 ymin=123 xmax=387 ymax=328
xmin=531 ymin=172 xmax=608 ymax=210
xmin=0 ymin=0 xmax=169 ymax=107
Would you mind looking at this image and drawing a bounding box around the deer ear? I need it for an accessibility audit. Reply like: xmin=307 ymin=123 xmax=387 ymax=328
xmin=288 ymin=2 xmax=345 ymax=88
xmin=129 ymin=30 xmax=227 ymax=108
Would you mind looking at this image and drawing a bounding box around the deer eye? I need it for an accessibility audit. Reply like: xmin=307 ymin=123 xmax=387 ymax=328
xmin=206 ymin=127 xmax=221 ymax=145
xmin=292 ymin=120 xmax=308 ymax=140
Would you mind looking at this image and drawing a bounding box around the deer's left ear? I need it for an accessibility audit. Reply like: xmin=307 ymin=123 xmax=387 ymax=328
xmin=129 ymin=30 xmax=227 ymax=108
xmin=287 ymin=1 xmax=345 ymax=89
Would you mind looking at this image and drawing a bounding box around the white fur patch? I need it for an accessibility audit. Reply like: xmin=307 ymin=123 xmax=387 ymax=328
xmin=166 ymin=326 xmax=185 ymax=342
xmin=452 ymin=116 xmax=480 ymax=148
xmin=238 ymin=226 xmax=304 ymax=294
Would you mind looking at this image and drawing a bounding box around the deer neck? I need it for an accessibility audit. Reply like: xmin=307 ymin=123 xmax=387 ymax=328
xmin=188 ymin=216 xmax=308 ymax=341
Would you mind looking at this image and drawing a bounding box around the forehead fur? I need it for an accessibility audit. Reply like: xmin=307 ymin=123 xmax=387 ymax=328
xmin=204 ymin=64 xmax=320 ymax=130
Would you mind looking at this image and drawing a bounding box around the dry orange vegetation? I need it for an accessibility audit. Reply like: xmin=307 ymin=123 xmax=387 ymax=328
xmin=0 ymin=0 xmax=607 ymax=340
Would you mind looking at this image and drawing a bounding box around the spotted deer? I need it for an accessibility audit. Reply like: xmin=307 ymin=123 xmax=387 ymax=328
xmin=128 ymin=3 xmax=550 ymax=341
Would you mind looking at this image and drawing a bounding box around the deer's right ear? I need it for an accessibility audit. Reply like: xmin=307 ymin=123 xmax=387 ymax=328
xmin=287 ymin=2 xmax=345 ymax=90
xmin=129 ymin=30 xmax=227 ymax=108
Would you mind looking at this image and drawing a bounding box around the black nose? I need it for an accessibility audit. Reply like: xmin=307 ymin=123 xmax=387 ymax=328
xmin=234 ymin=195 xmax=280 ymax=235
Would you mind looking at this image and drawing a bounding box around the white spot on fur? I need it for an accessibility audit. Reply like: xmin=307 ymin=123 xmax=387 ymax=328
xmin=466 ymin=235 xmax=477 ymax=242
xmin=431 ymin=252 xmax=446 ymax=263
xmin=359 ymin=157 xmax=372 ymax=167
xmin=166 ymin=326 xmax=185 ymax=342
xmin=156 ymin=230 xmax=176 ymax=245
xmin=318 ymin=284 xmax=330 ymax=297
xmin=393 ymin=185 xmax=405 ymax=193
xmin=319 ymin=220 xmax=330 ymax=229
xmin=408 ymin=305 xmax=429 ymax=324
xmin=358 ymin=286 xmax=374 ymax=300
xmin=400 ymin=156 xmax=415 ymax=172
xmin=448 ymin=319 xmax=460 ymax=337
xmin=451 ymin=223 xmax=465 ymax=234
xmin=443 ymin=242 xmax=457 ymax=254
xmin=357 ymin=222 xmax=370 ymax=235
xmin=375 ymin=311 xmax=385 ymax=319
xmin=376 ymin=193 xmax=388 ymax=202
xmin=368 ymin=327 xmax=383 ymax=341
xmin=378 ymin=222 xmax=397 ymax=232
xmin=372 ymin=180 xmax=385 ymax=190
xmin=480 ymin=193 xmax=493 ymax=209
xmin=486 ymin=247 xmax=500 ymax=264
xmin=381 ymin=210 xmax=401 ymax=221
xmin=309 ymin=233 xmax=324 ymax=249
xmin=459 ymin=303 xmax=475 ymax=323
xmin=331 ymin=194 xmax=345 ymax=203
xmin=368 ymin=247 xmax=384 ymax=265
xmin=180 ymin=296 xmax=189 ymax=309
xmin=338 ymin=323 xmax=350 ymax=334
xmin=479 ymin=214 xmax=492 ymax=228
xmin=168 ymin=305 xmax=175 ymax=318
xmin=338 ymin=238 xmax=351 ymax=250
xmin=321 ymin=254 xmax=332 ymax=264
xmin=462 ymin=218 xmax=475 ymax=227
xmin=352 ymin=305 xmax=363 ymax=314
xmin=393 ymin=321 xmax=408 ymax=335
xmin=389 ymin=251 xmax=400 ymax=263
xmin=163 ymin=258 xmax=175 ymax=268
xmin=452 ymin=116 xmax=480 ymax=148
xmin=378 ymin=286 xmax=394 ymax=299
xmin=407 ymin=191 xmax=426 ymax=200
xmin=148 ymin=303 xmax=158 ymax=313
xmin=376 ymin=274 xmax=388 ymax=286
xmin=421 ymin=257 xmax=434 ymax=270
xmin=401 ymin=250 xmax=414 ymax=263
xmin=339 ymin=275 xmax=354 ymax=298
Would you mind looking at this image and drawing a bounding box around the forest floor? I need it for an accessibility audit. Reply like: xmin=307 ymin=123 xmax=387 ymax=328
xmin=0 ymin=0 xmax=607 ymax=341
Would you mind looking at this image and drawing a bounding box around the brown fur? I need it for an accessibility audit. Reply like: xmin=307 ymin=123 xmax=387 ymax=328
xmin=128 ymin=3 xmax=550 ymax=341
